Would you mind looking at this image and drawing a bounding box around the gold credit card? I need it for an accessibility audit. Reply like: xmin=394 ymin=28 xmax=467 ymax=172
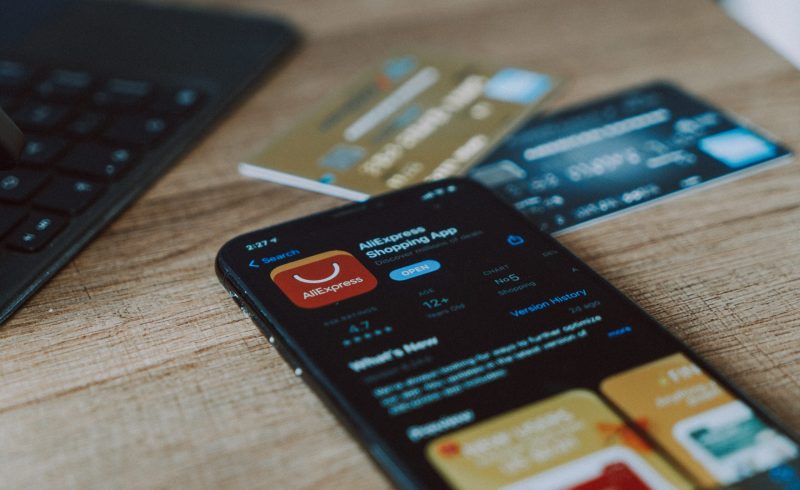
xmin=240 ymin=52 xmax=558 ymax=200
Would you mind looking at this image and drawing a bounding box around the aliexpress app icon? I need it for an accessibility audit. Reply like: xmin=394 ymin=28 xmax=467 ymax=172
xmin=270 ymin=250 xmax=378 ymax=309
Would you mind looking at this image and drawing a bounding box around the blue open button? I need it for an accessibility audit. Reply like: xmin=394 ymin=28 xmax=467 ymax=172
xmin=390 ymin=260 xmax=441 ymax=281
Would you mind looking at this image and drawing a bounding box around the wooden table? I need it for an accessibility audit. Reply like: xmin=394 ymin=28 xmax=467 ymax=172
xmin=2 ymin=0 xmax=799 ymax=488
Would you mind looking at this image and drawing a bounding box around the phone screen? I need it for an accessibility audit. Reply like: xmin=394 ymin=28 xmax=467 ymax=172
xmin=217 ymin=179 xmax=799 ymax=489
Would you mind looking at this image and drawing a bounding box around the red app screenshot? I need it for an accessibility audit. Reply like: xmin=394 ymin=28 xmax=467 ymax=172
xmin=270 ymin=250 xmax=378 ymax=308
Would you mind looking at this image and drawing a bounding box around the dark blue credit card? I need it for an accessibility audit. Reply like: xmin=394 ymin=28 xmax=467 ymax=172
xmin=469 ymin=81 xmax=792 ymax=233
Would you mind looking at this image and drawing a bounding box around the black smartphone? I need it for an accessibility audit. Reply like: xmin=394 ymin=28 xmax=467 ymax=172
xmin=216 ymin=178 xmax=799 ymax=490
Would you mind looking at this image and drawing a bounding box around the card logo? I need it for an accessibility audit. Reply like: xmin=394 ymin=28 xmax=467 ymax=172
xmin=270 ymin=250 xmax=378 ymax=308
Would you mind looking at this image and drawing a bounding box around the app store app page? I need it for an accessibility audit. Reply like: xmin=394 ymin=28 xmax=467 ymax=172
xmin=227 ymin=182 xmax=799 ymax=489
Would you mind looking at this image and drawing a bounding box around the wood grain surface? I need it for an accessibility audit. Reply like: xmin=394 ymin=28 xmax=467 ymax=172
xmin=2 ymin=0 xmax=799 ymax=488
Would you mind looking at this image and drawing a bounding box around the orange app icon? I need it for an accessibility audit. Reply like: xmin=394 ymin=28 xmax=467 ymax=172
xmin=270 ymin=250 xmax=378 ymax=309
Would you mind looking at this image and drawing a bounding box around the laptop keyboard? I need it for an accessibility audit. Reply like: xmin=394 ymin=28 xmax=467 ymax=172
xmin=0 ymin=60 xmax=203 ymax=253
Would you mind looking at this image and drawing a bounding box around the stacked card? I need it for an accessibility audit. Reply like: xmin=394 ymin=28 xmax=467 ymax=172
xmin=240 ymin=52 xmax=558 ymax=200
xmin=242 ymin=53 xmax=792 ymax=232
xmin=469 ymin=81 xmax=791 ymax=233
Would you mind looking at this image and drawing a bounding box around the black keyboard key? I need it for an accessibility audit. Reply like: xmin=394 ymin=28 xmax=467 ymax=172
xmin=0 ymin=169 xmax=48 ymax=203
xmin=0 ymin=101 xmax=23 ymax=163
xmin=0 ymin=61 xmax=32 ymax=93
xmin=66 ymin=111 xmax=107 ymax=137
xmin=0 ymin=205 xmax=25 ymax=237
xmin=92 ymin=79 xmax=153 ymax=109
xmin=12 ymin=102 xmax=71 ymax=131
xmin=6 ymin=213 xmax=66 ymax=252
xmin=20 ymin=136 xmax=69 ymax=166
xmin=33 ymin=176 xmax=104 ymax=215
xmin=103 ymin=114 xmax=169 ymax=146
xmin=35 ymin=70 xmax=94 ymax=100
xmin=151 ymin=87 xmax=203 ymax=115
xmin=0 ymin=95 xmax=17 ymax=112
xmin=57 ymin=143 xmax=136 ymax=180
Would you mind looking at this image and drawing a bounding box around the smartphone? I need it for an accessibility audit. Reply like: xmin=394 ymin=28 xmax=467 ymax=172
xmin=216 ymin=178 xmax=799 ymax=490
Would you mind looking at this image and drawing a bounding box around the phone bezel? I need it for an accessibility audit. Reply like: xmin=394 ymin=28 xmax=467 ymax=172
xmin=215 ymin=177 xmax=799 ymax=489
